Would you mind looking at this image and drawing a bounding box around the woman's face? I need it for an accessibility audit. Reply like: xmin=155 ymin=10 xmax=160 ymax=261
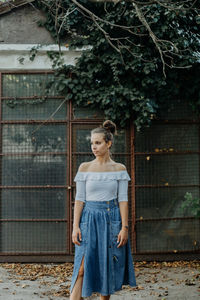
xmin=91 ymin=133 xmax=111 ymax=157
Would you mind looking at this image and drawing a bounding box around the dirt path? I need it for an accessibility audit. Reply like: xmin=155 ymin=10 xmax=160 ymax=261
xmin=0 ymin=261 xmax=199 ymax=300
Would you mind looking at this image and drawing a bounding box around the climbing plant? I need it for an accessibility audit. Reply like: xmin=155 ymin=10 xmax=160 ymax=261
xmin=181 ymin=192 xmax=200 ymax=218
xmin=34 ymin=0 xmax=200 ymax=129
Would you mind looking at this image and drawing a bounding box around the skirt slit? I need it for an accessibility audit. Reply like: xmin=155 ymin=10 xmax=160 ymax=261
xmin=70 ymin=251 xmax=86 ymax=294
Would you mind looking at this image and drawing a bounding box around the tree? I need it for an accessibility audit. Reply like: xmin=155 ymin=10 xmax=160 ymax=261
xmin=35 ymin=0 xmax=200 ymax=129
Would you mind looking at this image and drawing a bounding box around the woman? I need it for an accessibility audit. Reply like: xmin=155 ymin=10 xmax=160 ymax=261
xmin=70 ymin=120 xmax=136 ymax=300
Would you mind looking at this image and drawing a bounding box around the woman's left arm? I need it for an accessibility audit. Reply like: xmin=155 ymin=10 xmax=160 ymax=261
xmin=117 ymin=176 xmax=130 ymax=248
xmin=117 ymin=201 xmax=129 ymax=248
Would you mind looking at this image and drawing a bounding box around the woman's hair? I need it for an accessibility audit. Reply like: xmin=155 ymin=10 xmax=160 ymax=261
xmin=91 ymin=120 xmax=117 ymax=145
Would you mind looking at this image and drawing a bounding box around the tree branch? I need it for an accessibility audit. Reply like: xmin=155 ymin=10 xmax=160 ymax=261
xmin=132 ymin=1 xmax=167 ymax=77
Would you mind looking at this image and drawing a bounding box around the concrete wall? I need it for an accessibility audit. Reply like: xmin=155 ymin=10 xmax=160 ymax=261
xmin=0 ymin=3 xmax=54 ymax=44
xmin=0 ymin=44 xmax=82 ymax=70
xmin=0 ymin=3 xmax=84 ymax=70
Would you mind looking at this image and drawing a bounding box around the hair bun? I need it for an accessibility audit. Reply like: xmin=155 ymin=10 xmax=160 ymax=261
xmin=102 ymin=120 xmax=116 ymax=135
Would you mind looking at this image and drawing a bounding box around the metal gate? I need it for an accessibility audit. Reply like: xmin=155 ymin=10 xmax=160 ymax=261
xmin=134 ymin=100 xmax=200 ymax=260
xmin=0 ymin=72 xmax=199 ymax=262
xmin=0 ymin=72 xmax=133 ymax=262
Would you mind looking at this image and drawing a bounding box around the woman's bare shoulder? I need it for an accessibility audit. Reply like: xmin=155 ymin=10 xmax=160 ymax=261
xmin=78 ymin=161 xmax=126 ymax=172
xmin=114 ymin=163 xmax=127 ymax=171
xmin=78 ymin=161 xmax=93 ymax=172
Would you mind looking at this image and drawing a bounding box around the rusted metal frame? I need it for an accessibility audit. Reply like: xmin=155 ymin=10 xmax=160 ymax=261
xmin=1 ymin=70 xmax=54 ymax=74
xmin=68 ymin=100 xmax=72 ymax=255
xmin=52 ymin=116 xmax=199 ymax=125
xmin=0 ymin=85 xmax=65 ymax=255
xmin=0 ymin=71 xmax=68 ymax=258
xmin=0 ymin=185 xmax=68 ymax=189
xmin=70 ymin=119 xmax=104 ymax=124
xmin=130 ymin=120 xmax=136 ymax=253
xmin=69 ymin=125 xmax=76 ymax=255
xmin=152 ymin=119 xmax=200 ymax=124
xmin=199 ymin=117 xmax=200 ymax=222
xmin=135 ymin=151 xmax=200 ymax=155
xmin=0 ymin=252 xmax=69 ymax=255
xmin=0 ymin=152 xmax=67 ymax=156
xmin=1 ymin=120 xmax=68 ymax=124
xmin=135 ymin=216 xmax=198 ymax=222
xmin=134 ymin=253 xmax=200 ymax=261
xmin=0 ymin=72 xmax=2 ymax=252
xmin=1 ymin=96 xmax=65 ymax=100
xmin=134 ymin=118 xmax=200 ymax=256
xmin=135 ymin=184 xmax=200 ymax=188
xmin=0 ymin=249 xmax=198 ymax=256
xmin=0 ymin=253 xmax=194 ymax=262
xmin=131 ymin=249 xmax=200 ymax=255
xmin=0 ymin=219 xmax=68 ymax=222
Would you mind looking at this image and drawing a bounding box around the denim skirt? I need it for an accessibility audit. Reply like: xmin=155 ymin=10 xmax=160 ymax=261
xmin=70 ymin=198 xmax=136 ymax=297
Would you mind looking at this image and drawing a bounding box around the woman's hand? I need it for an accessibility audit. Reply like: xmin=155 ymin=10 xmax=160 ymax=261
xmin=72 ymin=226 xmax=82 ymax=246
xmin=117 ymin=229 xmax=128 ymax=248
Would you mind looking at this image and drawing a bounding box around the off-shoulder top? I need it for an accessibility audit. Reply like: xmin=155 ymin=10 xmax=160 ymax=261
xmin=74 ymin=170 xmax=131 ymax=202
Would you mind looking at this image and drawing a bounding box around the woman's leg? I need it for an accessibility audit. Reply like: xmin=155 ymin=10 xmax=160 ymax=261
xmin=100 ymin=295 xmax=110 ymax=300
xmin=70 ymin=258 xmax=85 ymax=300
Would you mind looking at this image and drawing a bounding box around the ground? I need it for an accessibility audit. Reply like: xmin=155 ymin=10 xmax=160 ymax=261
xmin=0 ymin=261 xmax=199 ymax=300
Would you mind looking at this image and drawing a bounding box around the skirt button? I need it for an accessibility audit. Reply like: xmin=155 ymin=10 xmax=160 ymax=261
xmin=107 ymin=208 xmax=110 ymax=211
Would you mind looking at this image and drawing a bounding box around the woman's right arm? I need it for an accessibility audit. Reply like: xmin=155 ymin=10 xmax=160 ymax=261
xmin=72 ymin=166 xmax=86 ymax=245
xmin=72 ymin=200 xmax=84 ymax=246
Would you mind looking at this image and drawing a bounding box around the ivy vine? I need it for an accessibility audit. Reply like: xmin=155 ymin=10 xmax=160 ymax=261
xmin=6 ymin=97 xmax=48 ymax=108
xmin=33 ymin=0 xmax=200 ymax=129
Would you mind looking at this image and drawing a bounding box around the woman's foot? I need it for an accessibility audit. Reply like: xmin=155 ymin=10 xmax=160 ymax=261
xmin=100 ymin=295 xmax=110 ymax=300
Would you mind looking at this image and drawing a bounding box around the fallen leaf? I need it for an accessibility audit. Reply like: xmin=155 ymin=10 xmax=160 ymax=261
xmin=185 ymin=279 xmax=196 ymax=286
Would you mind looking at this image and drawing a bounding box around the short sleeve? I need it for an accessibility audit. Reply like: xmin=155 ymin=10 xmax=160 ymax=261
xmin=74 ymin=172 xmax=86 ymax=203
xmin=118 ymin=180 xmax=129 ymax=202
xmin=117 ymin=171 xmax=130 ymax=202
